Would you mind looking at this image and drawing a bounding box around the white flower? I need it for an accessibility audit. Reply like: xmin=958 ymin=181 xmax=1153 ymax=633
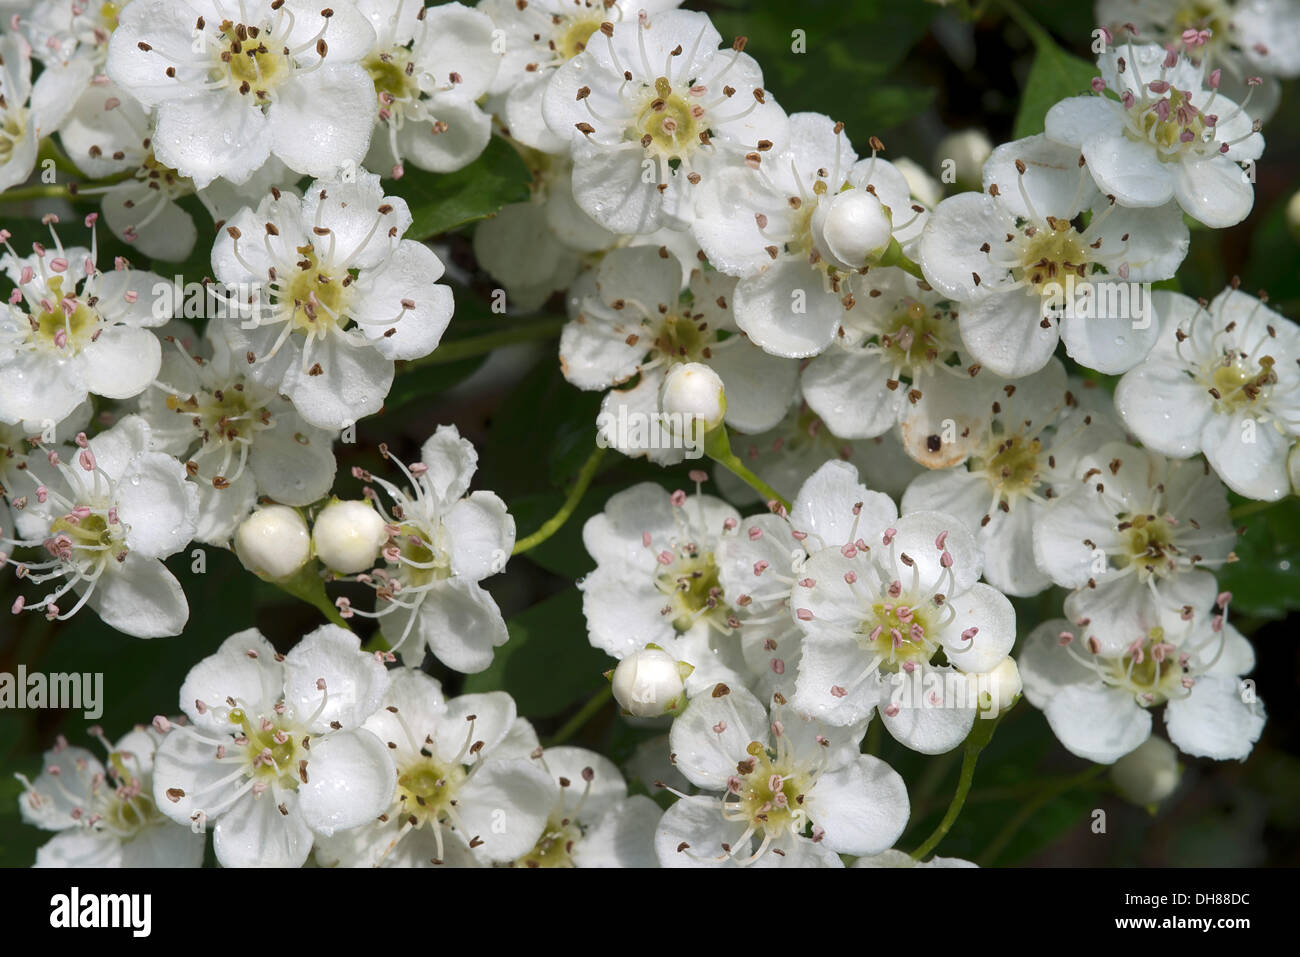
xmin=312 ymin=498 xmax=387 ymax=574
xmin=213 ymin=169 xmax=454 ymax=430
xmin=106 ymin=0 xmax=378 ymax=189
xmin=901 ymin=359 xmax=1125 ymax=596
xmin=513 ymin=746 xmax=662 ymax=868
xmin=481 ymin=0 xmax=683 ymax=153
xmin=138 ymin=323 xmax=337 ymax=544
xmin=934 ymin=127 xmax=992 ymax=188
xmin=656 ymin=685 xmax=909 ymax=866
xmin=660 ymin=361 xmax=725 ymax=430
xmin=1019 ymin=604 xmax=1265 ymax=763
xmin=542 ymin=8 xmax=788 ymax=234
xmin=58 ymin=79 xmax=290 ymax=260
xmin=2 ymin=415 xmax=197 ymax=638
xmin=716 ymin=406 xmax=922 ymax=507
xmin=0 ymin=216 xmax=172 ymax=426
xmin=152 ymin=625 xmax=395 ymax=868
xmin=1095 ymin=0 xmax=1300 ymax=119
xmin=341 ymin=425 xmax=515 ymax=673
xmin=1044 ymin=42 xmax=1264 ymax=228
xmin=787 ymin=462 xmax=1016 ymax=753
xmin=17 ymin=726 xmax=205 ymax=867
xmin=358 ymin=0 xmax=498 ymax=178
xmin=579 ymin=478 xmax=802 ymax=699
xmin=0 ymin=31 xmax=89 ymax=192
xmin=1032 ymin=441 xmax=1236 ymax=656
xmin=918 ymin=134 xmax=1187 ymax=378
xmin=1114 ymin=287 xmax=1300 ymax=501
xmin=234 ymin=504 xmax=312 ymax=580
xmin=892 ymin=156 xmax=944 ymax=209
xmin=314 ymin=670 xmax=558 ymax=867
xmin=561 ymin=246 xmax=798 ymax=465
xmin=1109 ymin=736 xmax=1180 ymax=806
xmin=693 ymin=113 xmax=925 ymax=357
xmin=799 ymin=268 xmax=974 ymax=445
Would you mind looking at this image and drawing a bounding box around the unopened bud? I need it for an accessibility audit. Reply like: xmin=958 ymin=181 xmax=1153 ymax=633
xmin=611 ymin=647 xmax=689 ymax=717
xmin=972 ymin=657 xmax=1021 ymax=717
xmin=810 ymin=187 xmax=893 ymax=269
xmin=661 ymin=362 xmax=726 ymax=431
xmin=234 ymin=505 xmax=311 ymax=580
xmin=936 ymin=128 xmax=993 ymax=188
xmin=312 ymin=499 xmax=388 ymax=574
xmin=1110 ymin=736 xmax=1180 ymax=806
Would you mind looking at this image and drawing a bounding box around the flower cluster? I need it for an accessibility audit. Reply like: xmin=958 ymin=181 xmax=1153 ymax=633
xmin=5 ymin=0 xmax=1292 ymax=869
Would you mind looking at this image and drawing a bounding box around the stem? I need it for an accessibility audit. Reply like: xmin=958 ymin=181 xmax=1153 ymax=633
xmin=704 ymin=427 xmax=792 ymax=512
xmin=876 ymin=237 xmax=925 ymax=280
xmin=415 ymin=317 xmax=566 ymax=366
xmin=992 ymin=0 xmax=1056 ymax=50
xmin=544 ymin=685 xmax=613 ymax=747
xmin=909 ymin=711 xmax=1003 ymax=860
xmin=0 ymin=184 xmax=74 ymax=204
xmin=272 ymin=566 xmax=353 ymax=631
xmin=513 ymin=445 xmax=607 ymax=555
xmin=978 ymin=763 xmax=1107 ymax=865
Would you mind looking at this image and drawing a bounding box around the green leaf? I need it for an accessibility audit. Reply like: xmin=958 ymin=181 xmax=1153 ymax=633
xmin=1218 ymin=497 xmax=1300 ymax=619
xmin=1012 ymin=43 xmax=1098 ymax=139
xmin=461 ymin=590 xmax=610 ymax=717
xmin=400 ymin=137 xmax=532 ymax=240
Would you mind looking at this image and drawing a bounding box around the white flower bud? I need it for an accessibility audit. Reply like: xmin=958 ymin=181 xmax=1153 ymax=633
xmin=810 ymin=187 xmax=893 ymax=269
xmin=893 ymin=156 xmax=943 ymax=208
xmin=1110 ymin=737 xmax=1180 ymax=806
xmin=1287 ymin=188 xmax=1300 ymax=241
xmin=936 ymin=128 xmax=993 ymax=188
xmin=1289 ymin=440 xmax=1300 ymax=495
xmin=312 ymin=499 xmax=388 ymax=574
xmin=661 ymin=362 xmax=726 ymax=431
xmin=971 ymin=657 xmax=1022 ymax=717
xmin=611 ymin=648 xmax=688 ymax=717
xmin=234 ymin=505 xmax=311 ymax=581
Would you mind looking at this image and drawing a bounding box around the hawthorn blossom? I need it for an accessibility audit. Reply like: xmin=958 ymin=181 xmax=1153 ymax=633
xmin=106 ymin=0 xmax=378 ymax=189
xmin=542 ymin=8 xmax=788 ymax=234
xmin=512 ymin=746 xmax=662 ymax=868
xmin=787 ymin=461 xmax=1017 ymax=753
xmin=1115 ymin=286 xmax=1300 ymax=501
xmin=152 ymin=625 xmax=395 ymax=868
xmin=213 ymin=170 xmax=454 ymax=430
xmin=656 ymin=684 xmax=909 ymax=867
xmin=1020 ymin=603 xmax=1266 ymax=763
xmin=2 ymin=415 xmax=198 ymax=638
xmin=1095 ymin=0 xmax=1300 ymax=119
xmin=692 ymin=112 xmax=925 ymax=358
xmin=1032 ymin=441 xmax=1236 ymax=656
xmin=358 ymin=0 xmax=499 ymax=177
xmin=901 ymin=360 xmax=1125 ymax=596
xmin=0 ymin=31 xmax=89 ymax=192
xmin=1044 ymin=41 xmax=1265 ymax=228
xmin=918 ymin=134 xmax=1187 ymax=378
xmin=17 ymin=726 xmax=205 ymax=867
xmin=314 ymin=671 xmax=558 ymax=867
xmin=578 ymin=477 xmax=801 ymax=699
xmin=341 ymin=425 xmax=515 ymax=674
xmin=561 ymin=245 xmax=798 ymax=464
xmin=482 ymin=0 xmax=683 ymax=153
xmin=0 ymin=216 xmax=173 ymax=428
xmin=137 ymin=322 xmax=337 ymax=544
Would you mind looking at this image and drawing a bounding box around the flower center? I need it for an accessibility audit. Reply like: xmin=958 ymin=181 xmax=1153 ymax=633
xmin=0 ymin=107 xmax=27 ymax=166
xmin=137 ymin=149 xmax=193 ymax=197
xmin=514 ymin=815 xmax=583 ymax=868
xmin=879 ymin=299 xmax=950 ymax=369
xmin=1118 ymin=513 xmax=1177 ymax=576
xmin=729 ymin=743 xmax=812 ymax=836
xmin=1017 ymin=220 xmax=1087 ymax=291
xmin=280 ymin=247 xmax=352 ymax=332
xmin=859 ymin=599 xmax=937 ymax=671
xmin=229 ymin=707 xmax=304 ymax=788
xmin=555 ymin=16 xmax=604 ymax=60
xmin=973 ymin=431 xmax=1042 ymax=499
xmin=48 ymin=511 xmax=125 ymax=562
xmin=1100 ymin=628 xmax=1186 ymax=705
xmin=365 ymin=47 xmax=419 ymax=107
xmin=654 ymin=546 xmax=725 ymax=631
xmin=1202 ymin=354 xmax=1274 ymax=412
xmin=635 ymin=77 xmax=699 ymax=156
xmin=214 ymin=18 xmax=291 ymax=100
xmin=395 ymin=756 xmax=466 ymax=828
xmin=652 ymin=312 xmax=715 ymax=362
